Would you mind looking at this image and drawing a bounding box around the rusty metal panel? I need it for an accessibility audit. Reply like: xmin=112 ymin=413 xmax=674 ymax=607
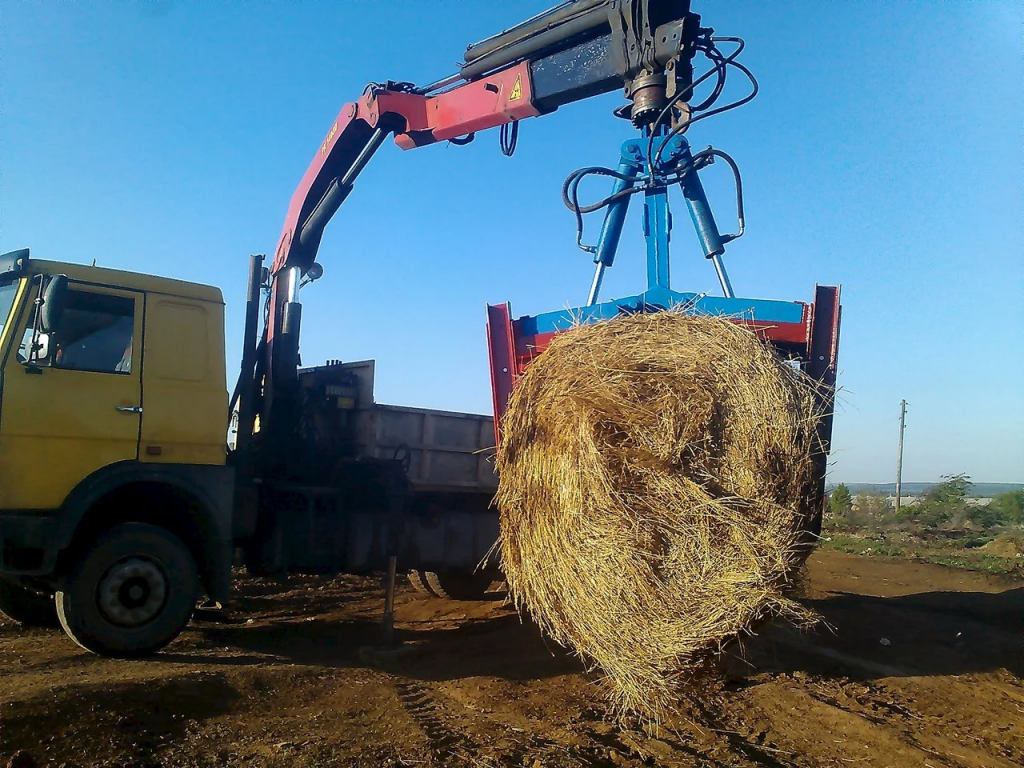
xmin=353 ymin=404 xmax=498 ymax=492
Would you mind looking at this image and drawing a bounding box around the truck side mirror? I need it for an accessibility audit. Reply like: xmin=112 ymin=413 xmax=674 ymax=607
xmin=29 ymin=333 xmax=51 ymax=362
xmin=39 ymin=274 xmax=68 ymax=333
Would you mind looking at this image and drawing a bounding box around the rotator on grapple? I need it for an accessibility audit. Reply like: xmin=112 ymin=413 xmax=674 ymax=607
xmin=235 ymin=0 xmax=840 ymax=539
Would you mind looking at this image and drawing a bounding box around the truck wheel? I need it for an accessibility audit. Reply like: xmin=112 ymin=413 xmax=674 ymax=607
xmin=0 ymin=578 xmax=59 ymax=628
xmin=424 ymin=572 xmax=497 ymax=601
xmin=55 ymin=523 xmax=199 ymax=657
xmin=407 ymin=570 xmax=435 ymax=596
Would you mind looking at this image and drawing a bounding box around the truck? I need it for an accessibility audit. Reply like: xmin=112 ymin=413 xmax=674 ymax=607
xmin=0 ymin=0 xmax=841 ymax=657
xmin=0 ymin=253 xmax=502 ymax=653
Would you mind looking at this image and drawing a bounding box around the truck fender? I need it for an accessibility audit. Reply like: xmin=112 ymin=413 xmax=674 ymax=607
xmin=55 ymin=461 xmax=235 ymax=602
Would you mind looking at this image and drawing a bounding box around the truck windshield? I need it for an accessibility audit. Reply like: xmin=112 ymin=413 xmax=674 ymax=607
xmin=0 ymin=280 xmax=18 ymax=341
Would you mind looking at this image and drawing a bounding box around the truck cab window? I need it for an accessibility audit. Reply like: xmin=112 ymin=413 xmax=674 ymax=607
xmin=50 ymin=290 xmax=135 ymax=374
xmin=0 ymin=280 xmax=17 ymax=340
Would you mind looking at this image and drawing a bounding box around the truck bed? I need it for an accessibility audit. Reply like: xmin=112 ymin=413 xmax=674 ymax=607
xmin=353 ymin=404 xmax=498 ymax=492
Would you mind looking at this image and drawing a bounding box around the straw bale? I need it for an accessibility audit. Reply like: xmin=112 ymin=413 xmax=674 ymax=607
xmin=495 ymin=311 xmax=824 ymax=717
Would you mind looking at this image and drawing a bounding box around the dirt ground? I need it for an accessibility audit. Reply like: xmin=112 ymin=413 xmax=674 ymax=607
xmin=1 ymin=550 xmax=1021 ymax=768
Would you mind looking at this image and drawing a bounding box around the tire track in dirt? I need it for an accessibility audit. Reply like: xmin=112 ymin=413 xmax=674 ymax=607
xmin=565 ymin=705 xmax=712 ymax=768
xmin=692 ymin=698 xmax=801 ymax=768
xmin=804 ymin=679 xmax=919 ymax=728
xmin=391 ymin=682 xmax=571 ymax=766
xmin=802 ymin=676 xmax=1023 ymax=767
xmin=801 ymin=682 xmax=954 ymax=766
xmin=575 ymin=728 xmax=713 ymax=767
xmin=738 ymin=673 xmax=1022 ymax=768
xmin=392 ymin=679 xmax=478 ymax=761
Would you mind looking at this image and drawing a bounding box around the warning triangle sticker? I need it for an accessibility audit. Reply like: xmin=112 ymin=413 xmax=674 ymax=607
xmin=509 ymin=74 xmax=523 ymax=102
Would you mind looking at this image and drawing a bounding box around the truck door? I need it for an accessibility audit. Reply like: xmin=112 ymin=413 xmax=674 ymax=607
xmin=0 ymin=280 xmax=144 ymax=510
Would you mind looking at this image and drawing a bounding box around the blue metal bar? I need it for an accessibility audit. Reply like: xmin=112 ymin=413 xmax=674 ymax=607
xmin=643 ymin=184 xmax=671 ymax=291
xmin=518 ymin=289 xmax=807 ymax=336
xmin=642 ymin=130 xmax=674 ymax=293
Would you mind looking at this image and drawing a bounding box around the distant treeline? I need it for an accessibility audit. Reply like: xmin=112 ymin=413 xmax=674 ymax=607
xmin=827 ymin=475 xmax=1024 ymax=533
xmin=831 ymin=482 xmax=1023 ymax=497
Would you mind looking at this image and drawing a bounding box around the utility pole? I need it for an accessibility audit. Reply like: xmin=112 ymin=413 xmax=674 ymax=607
xmin=895 ymin=399 xmax=907 ymax=513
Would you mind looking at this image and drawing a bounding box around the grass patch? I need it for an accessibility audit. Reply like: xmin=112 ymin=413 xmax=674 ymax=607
xmin=820 ymin=533 xmax=904 ymax=558
xmin=820 ymin=530 xmax=1023 ymax=576
xmin=919 ymin=553 xmax=1021 ymax=575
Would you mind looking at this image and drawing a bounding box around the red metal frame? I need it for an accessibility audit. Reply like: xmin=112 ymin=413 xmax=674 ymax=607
xmin=486 ymin=303 xmax=517 ymax=431
xmin=807 ymin=285 xmax=842 ymax=387
xmin=486 ymin=291 xmax=841 ymax=445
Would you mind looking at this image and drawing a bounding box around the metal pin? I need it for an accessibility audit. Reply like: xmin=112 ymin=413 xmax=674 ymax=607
xmin=382 ymin=555 xmax=397 ymax=646
xmin=587 ymin=263 xmax=606 ymax=306
xmin=710 ymin=254 xmax=735 ymax=298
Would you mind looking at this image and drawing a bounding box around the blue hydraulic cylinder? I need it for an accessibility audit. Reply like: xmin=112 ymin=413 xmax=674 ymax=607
xmin=593 ymin=156 xmax=640 ymax=269
xmin=587 ymin=153 xmax=641 ymax=306
xmin=677 ymin=140 xmax=725 ymax=260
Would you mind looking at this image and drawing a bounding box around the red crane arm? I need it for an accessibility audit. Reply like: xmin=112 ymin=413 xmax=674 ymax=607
xmin=271 ymin=62 xmax=537 ymax=277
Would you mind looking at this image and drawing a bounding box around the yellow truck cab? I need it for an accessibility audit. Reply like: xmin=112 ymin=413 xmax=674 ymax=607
xmin=0 ymin=249 xmax=234 ymax=656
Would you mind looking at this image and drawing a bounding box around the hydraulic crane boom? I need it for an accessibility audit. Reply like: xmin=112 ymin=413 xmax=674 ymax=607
xmin=251 ymin=0 xmax=705 ymax=444
xmin=270 ymin=0 xmax=700 ymax=279
xmin=231 ymin=0 xmax=841 ymax=543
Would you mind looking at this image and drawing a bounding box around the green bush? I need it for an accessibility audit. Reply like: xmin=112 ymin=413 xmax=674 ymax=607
xmin=898 ymin=473 xmax=970 ymax=530
xmin=828 ymin=484 xmax=853 ymax=516
xmin=988 ymin=490 xmax=1024 ymax=526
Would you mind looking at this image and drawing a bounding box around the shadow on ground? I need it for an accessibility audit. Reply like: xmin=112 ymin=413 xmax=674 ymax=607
xmin=166 ymin=609 xmax=584 ymax=683
xmin=170 ymin=585 xmax=1024 ymax=689
xmin=0 ymin=673 xmax=240 ymax=760
xmin=731 ymin=587 xmax=1024 ymax=681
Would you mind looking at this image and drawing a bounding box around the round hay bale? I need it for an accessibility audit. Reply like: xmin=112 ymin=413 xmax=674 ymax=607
xmin=495 ymin=312 xmax=825 ymax=717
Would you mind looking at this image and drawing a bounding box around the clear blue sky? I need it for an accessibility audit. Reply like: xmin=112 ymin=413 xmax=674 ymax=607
xmin=2 ymin=1 xmax=1021 ymax=483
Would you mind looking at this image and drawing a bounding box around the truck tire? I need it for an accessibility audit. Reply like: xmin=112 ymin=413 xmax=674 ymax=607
xmin=55 ymin=523 xmax=199 ymax=657
xmin=424 ymin=572 xmax=496 ymax=601
xmin=0 ymin=578 xmax=59 ymax=628
xmin=407 ymin=570 xmax=436 ymax=596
